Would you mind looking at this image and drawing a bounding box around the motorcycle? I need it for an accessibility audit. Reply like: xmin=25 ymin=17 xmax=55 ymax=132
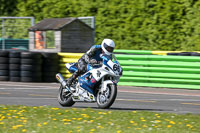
xmin=56 ymin=54 xmax=122 ymax=109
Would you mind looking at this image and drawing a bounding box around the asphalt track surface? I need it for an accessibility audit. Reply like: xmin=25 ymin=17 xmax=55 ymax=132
xmin=0 ymin=81 xmax=200 ymax=114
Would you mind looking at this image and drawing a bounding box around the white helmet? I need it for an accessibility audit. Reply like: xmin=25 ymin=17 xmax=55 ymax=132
xmin=101 ymin=39 xmax=115 ymax=55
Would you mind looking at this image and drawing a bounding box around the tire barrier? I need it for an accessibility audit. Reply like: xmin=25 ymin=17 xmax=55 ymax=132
xmin=9 ymin=50 xmax=22 ymax=82
xmin=58 ymin=53 xmax=81 ymax=78
xmin=42 ymin=52 xmax=59 ymax=82
xmin=0 ymin=50 xmax=9 ymax=81
xmin=0 ymin=50 xmax=60 ymax=83
xmin=20 ymin=52 xmax=42 ymax=82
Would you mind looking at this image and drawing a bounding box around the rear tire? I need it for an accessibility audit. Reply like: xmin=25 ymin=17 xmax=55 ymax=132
xmin=57 ymin=86 xmax=75 ymax=107
xmin=97 ymin=84 xmax=117 ymax=109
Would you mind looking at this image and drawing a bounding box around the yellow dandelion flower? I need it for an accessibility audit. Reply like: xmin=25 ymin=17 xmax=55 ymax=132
xmin=37 ymin=123 xmax=42 ymax=127
xmin=68 ymin=130 xmax=72 ymax=133
xmin=65 ymin=110 xmax=69 ymax=112
xmin=33 ymin=107 xmax=37 ymax=109
xmin=53 ymin=118 xmax=57 ymax=121
xmin=169 ymin=121 xmax=175 ymax=125
xmin=81 ymin=114 xmax=89 ymax=118
xmin=186 ymin=124 xmax=193 ymax=128
xmin=132 ymin=111 xmax=137 ymax=113
xmin=167 ymin=125 xmax=172 ymax=128
xmin=98 ymin=112 xmax=103 ymax=114
xmin=51 ymin=108 xmax=59 ymax=110
xmin=77 ymin=118 xmax=82 ymax=121
xmin=43 ymin=122 xmax=48 ymax=125
xmin=22 ymin=129 xmax=27 ymax=132
xmin=141 ymin=119 xmax=146 ymax=122
xmin=155 ymin=120 xmax=161 ymax=123
xmin=77 ymin=129 xmax=81 ymax=132
xmin=117 ymin=130 xmax=121 ymax=133
xmin=90 ymin=120 xmax=94 ymax=123
xmin=0 ymin=122 xmax=4 ymax=124
xmin=57 ymin=113 xmax=62 ymax=115
xmin=90 ymin=129 xmax=95 ymax=132
xmin=143 ymin=125 xmax=147 ymax=128
xmin=97 ymin=125 xmax=104 ymax=128
xmin=12 ymin=125 xmax=23 ymax=130
xmin=130 ymin=121 xmax=134 ymax=123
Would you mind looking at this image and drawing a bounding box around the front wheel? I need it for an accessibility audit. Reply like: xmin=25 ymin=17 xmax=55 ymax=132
xmin=97 ymin=84 xmax=117 ymax=109
xmin=57 ymin=85 xmax=75 ymax=107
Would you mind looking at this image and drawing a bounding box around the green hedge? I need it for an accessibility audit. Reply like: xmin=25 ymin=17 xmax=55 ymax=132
xmin=1 ymin=0 xmax=200 ymax=51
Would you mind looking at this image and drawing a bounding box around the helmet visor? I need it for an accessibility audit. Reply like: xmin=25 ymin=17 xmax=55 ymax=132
xmin=103 ymin=43 xmax=114 ymax=53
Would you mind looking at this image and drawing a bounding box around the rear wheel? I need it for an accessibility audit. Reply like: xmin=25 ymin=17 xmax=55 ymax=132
xmin=97 ymin=84 xmax=117 ymax=109
xmin=57 ymin=86 xmax=75 ymax=107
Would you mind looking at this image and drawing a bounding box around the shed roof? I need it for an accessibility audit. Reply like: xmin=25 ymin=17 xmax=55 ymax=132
xmin=28 ymin=17 xmax=93 ymax=31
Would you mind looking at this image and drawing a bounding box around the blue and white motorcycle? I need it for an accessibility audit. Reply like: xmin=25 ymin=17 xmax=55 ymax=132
xmin=56 ymin=55 xmax=122 ymax=109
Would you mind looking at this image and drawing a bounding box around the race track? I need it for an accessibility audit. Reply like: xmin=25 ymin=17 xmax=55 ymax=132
xmin=0 ymin=81 xmax=200 ymax=114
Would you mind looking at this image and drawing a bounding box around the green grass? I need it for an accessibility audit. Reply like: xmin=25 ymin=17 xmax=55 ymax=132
xmin=0 ymin=105 xmax=199 ymax=133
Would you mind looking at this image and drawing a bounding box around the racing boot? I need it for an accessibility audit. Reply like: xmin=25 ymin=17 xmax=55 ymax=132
xmin=66 ymin=73 xmax=78 ymax=89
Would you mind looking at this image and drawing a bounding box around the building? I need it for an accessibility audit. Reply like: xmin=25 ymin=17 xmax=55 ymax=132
xmin=28 ymin=17 xmax=94 ymax=53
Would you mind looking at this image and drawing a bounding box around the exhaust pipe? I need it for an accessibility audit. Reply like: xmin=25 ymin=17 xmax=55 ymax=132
xmin=56 ymin=73 xmax=67 ymax=88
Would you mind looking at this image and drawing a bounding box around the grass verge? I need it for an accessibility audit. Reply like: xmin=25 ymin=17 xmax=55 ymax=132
xmin=0 ymin=104 xmax=199 ymax=133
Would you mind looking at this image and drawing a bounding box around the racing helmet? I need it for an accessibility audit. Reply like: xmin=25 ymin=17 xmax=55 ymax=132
xmin=101 ymin=39 xmax=115 ymax=55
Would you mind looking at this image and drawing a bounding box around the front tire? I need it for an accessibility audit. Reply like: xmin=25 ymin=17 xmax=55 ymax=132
xmin=57 ymin=85 xmax=75 ymax=107
xmin=97 ymin=84 xmax=117 ymax=109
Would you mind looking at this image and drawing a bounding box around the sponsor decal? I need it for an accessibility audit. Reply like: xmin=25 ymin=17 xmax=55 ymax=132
xmin=56 ymin=75 xmax=60 ymax=80
xmin=90 ymin=95 xmax=94 ymax=99
xmin=97 ymin=70 xmax=101 ymax=77
xmin=91 ymin=78 xmax=96 ymax=83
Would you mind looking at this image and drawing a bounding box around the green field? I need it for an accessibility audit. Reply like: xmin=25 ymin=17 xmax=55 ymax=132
xmin=0 ymin=105 xmax=199 ymax=133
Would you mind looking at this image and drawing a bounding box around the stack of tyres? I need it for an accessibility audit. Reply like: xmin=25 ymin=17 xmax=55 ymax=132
xmin=9 ymin=50 xmax=22 ymax=82
xmin=42 ymin=52 xmax=59 ymax=82
xmin=20 ymin=52 xmax=42 ymax=82
xmin=0 ymin=50 xmax=9 ymax=81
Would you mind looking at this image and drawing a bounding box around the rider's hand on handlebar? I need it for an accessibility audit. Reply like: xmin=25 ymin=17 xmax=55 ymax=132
xmin=90 ymin=59 xmax=98 ymax=64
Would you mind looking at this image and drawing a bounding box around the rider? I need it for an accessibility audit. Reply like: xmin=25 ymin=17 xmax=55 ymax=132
xmin=66 ymin=38 xmax=115 ymax=88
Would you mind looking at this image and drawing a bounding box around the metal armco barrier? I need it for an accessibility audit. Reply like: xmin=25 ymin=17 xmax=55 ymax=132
xmin=58 ymin=50 xmax=200 ymax=90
